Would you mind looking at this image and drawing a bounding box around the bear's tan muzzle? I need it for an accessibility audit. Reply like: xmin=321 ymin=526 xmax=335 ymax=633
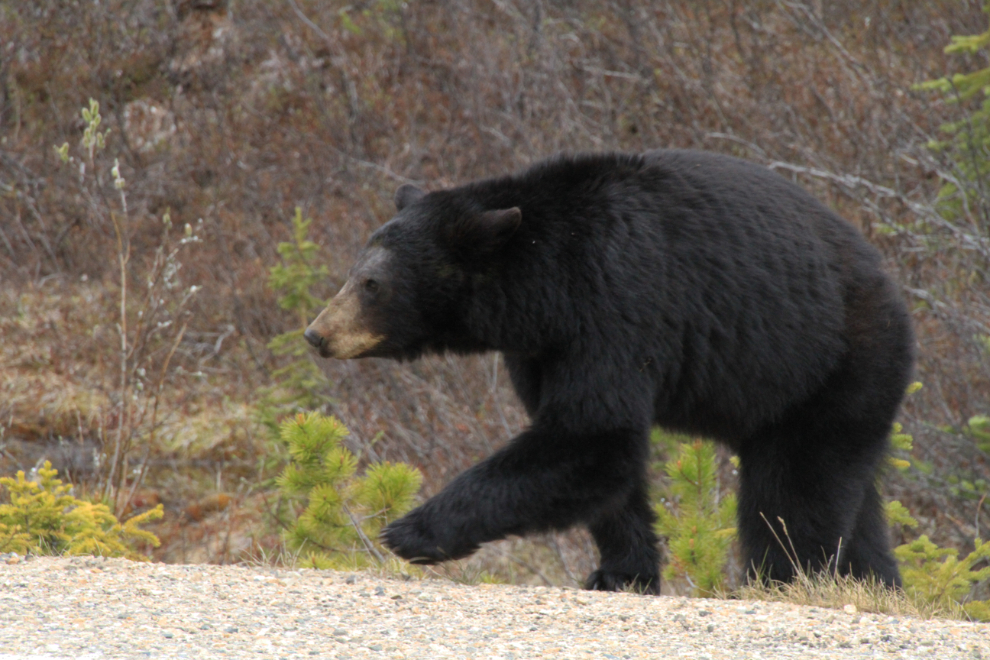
xmin=303 ymin=285 xmax=383 ymax=359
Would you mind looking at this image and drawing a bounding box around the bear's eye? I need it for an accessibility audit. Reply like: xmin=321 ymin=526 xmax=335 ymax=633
xmin=364 ymin=279 xmax=380 ymax=294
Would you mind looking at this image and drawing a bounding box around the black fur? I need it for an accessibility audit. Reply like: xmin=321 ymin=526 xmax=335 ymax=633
xmin=334 ymin=150 xmax=913 ymax=593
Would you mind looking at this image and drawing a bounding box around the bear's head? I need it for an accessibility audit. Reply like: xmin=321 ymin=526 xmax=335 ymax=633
xmin=304 ymin=183 xmax=522 ymax=360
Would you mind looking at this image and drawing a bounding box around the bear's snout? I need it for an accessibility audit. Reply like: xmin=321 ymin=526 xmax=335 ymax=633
xmin=305 ymin=288 xmax=385 ymax=359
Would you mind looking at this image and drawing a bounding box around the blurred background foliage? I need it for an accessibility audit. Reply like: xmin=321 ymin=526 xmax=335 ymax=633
xmin=1 ymin=0 xmax=989 ymax=595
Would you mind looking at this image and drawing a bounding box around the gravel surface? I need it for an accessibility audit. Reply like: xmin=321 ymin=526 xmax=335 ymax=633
xmin=0 ymin=555 xmax=987 ymax=659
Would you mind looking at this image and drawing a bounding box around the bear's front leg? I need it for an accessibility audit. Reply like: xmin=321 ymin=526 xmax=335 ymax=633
xmin=380 ymin=445 xmax=544 ymax=564
xmin=381 ymin=425 xmax=653 ymax=576
xmin=585 ymin=479 xmax=661 ymax=595
xmin=379 ymin=494 xmax=482 ymax=564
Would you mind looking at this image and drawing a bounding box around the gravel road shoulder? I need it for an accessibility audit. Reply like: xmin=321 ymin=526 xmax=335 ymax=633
xmin=0 ymin=555 xmax=986 ymax=659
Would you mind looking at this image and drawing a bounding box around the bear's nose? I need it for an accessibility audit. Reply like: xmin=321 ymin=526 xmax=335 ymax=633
xmin=303 ymin=328 xmax=324 ymax=349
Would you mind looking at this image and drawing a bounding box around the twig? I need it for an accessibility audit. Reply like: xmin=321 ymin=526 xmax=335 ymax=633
xmin=285 ymin=0 xmax=361 ymax=121
xmin=342 ymin=503 xmax=387 ymax=564
xmin=494 ymin=545 xmax=555 ymax=587
xmin=767 ymin=160 xmax=990 ymax=259
xmin=105 ymin=207 xmax=132 ymax=505
xmin=547 ymin=534 xmax=581 ymax=587
xmin=120 ymin=323 xmax=188 ymax=517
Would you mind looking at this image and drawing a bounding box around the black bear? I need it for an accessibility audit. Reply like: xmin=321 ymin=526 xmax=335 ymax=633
xmin=304 ymin=150 xmax=913 ymax=594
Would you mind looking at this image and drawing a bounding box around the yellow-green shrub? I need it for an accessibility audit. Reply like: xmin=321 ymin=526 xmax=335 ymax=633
xmin=0 ymin=462 xmax=163 ymax=560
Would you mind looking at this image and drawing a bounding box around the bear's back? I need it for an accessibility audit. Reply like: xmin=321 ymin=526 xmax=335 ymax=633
xmin=477 ymin=151 xmax=895 ymax=439
xmin=635 ymin=151 xmax=872 ymax=437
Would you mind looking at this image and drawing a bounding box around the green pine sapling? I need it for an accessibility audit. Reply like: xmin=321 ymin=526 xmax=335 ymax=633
xmin=275 ymin=412 xmax=422 ymax=570
xmin=259 ymin=207 xmax=333 ymax=436
xmin=654 ymin=433 xmax=737 ymax=597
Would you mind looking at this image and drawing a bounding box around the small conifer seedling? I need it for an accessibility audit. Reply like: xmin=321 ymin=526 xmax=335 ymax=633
xmin=654 ymin=437 xmax=737 ymax=597
xmin=276 ymin=412 xmax=422 ymax=570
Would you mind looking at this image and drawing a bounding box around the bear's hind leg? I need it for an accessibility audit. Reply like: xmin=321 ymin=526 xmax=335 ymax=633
xmin=586 ymin=478 xmax=661 ymax=594
xmin=736 ymin=416 xmax=891 ymax=585
xmin=838 ymin=482 xmax=901 ymax=587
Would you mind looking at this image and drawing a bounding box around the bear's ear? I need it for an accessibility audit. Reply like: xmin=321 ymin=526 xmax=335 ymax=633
xmin=481 ymin=207 xmax=523 ymax=245
xmin=395 ymin=184 xmax=426 ymax=211
xmin=449 ymin=207 xmax=522 ymax=254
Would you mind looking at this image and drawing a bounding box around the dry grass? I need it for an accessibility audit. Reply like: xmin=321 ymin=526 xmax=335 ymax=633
xmin=736 ymin=572 xmax=963 ymax=621
xmin=735 ymin=518 xmax=979 ymax=620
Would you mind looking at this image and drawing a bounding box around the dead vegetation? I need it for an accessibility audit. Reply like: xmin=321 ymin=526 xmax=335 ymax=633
xmin=2 ymin=0 xmax=990 ymax=592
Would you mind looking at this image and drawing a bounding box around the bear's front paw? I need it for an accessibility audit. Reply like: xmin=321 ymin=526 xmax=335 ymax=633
xmin=380 ymin=509 xmax=478 ymax=564
xmin=585 ymin=568 xmax=660 ymax=595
